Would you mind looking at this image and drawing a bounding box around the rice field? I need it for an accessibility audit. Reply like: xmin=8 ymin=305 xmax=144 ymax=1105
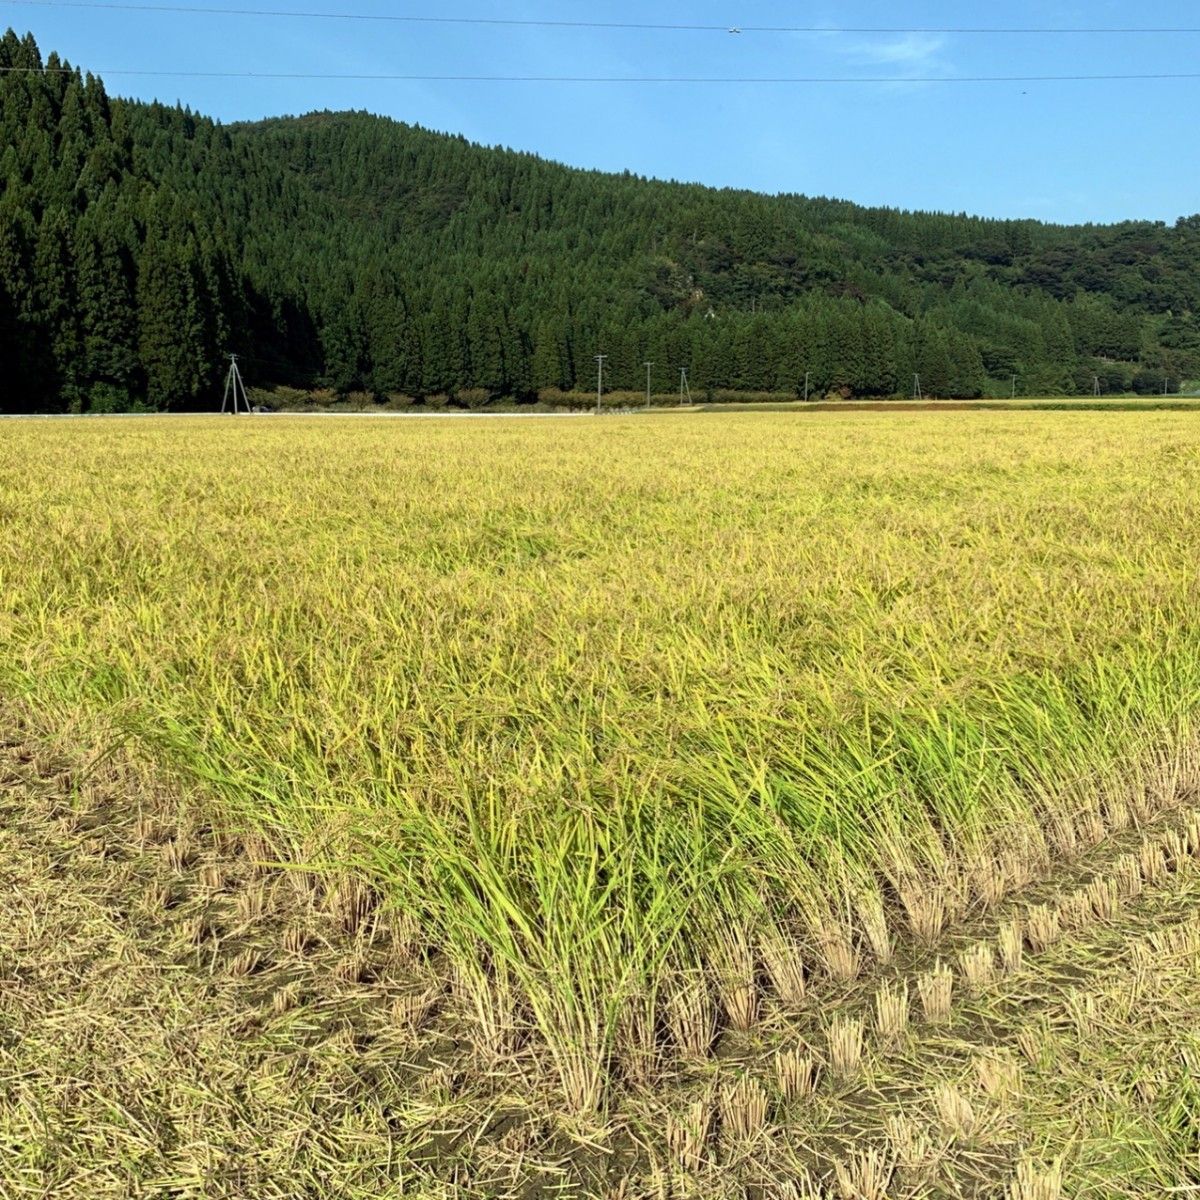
xmin=2 ymin=411 xmax=1200 ymax=1197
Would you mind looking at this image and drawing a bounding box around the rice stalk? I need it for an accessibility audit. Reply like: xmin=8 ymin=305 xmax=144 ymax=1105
xmin=718 ymin=1073 xmax=770 ymax=1144
xmin=918 ymin=961 xmax=954 ymax=1024
xmin=833 ymin=1146 xmax=893 ymax=1200
xmin=774 ymin=1047 xmax=819 ymax=1102
xmin=827 ymin=1014 xmax=865 ymax=1079
xmin=873 ymin=979 xmax=909 ymax=1046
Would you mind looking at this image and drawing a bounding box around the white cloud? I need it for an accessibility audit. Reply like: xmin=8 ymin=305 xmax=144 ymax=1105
xmin=846 ymin=33 xmax=949 ymax=72
xmin=799 ymin=28 xmax=954 ymax=83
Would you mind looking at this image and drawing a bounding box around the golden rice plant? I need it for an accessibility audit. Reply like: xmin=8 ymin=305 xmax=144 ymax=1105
xmin=855 ymin=888 xmax=893 ymax=965
xmin=4 ymin=411 xmax=1200 ymax=1131
xmin=665 ymin=1090 xmax=713 ymax=1173
xmin=976 ymin=1050 xmax=1021 ymax=1099
xmin=932 ymin=1082 xmax=977 ymax=1139
xmin=1025 ymin=904 xmax=1061 ymax=954
xmin=760 ymin=925 xmax=808 ymax=1008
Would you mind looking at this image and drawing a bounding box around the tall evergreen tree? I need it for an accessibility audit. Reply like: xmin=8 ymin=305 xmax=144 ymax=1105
xmin=32 ymin=206 xmax=80 ymax=407
xmin=136 ymin=218 xmax=210 ymax=408
xmin=76 ymin=215 xmax=137 ymax=401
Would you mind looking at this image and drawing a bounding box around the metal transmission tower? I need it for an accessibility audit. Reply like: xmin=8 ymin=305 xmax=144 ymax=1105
xmin=679 ymin=367 xmax=692 ymax=406
xmin=1093 ymin=375 xmax=1102 ymax=397
xmin=644 ymin=361 xmax=654 ymax=410
xmin=913 ymin=374 xmax=924 ymax=401
xmin=594 ymin=354 xmax=607 ymax=414
xmin=221 ymin=353 xmax=250 ymax=414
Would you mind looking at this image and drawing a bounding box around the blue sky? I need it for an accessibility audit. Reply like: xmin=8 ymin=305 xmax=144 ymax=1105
xmin=7 ymin=0 xmax=1199 ymax=224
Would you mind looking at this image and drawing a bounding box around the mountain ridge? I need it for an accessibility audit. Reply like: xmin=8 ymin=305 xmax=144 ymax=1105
xmin=232 ymin=108 xmax=1174 ymax=233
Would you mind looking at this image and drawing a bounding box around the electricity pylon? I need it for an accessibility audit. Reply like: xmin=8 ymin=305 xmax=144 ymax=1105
xmin=221 ymin=353 xmax=250 ymax=415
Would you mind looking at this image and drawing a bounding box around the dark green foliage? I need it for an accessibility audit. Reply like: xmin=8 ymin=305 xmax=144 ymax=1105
xmin=1 ymin=29 xmax=1198 ymax=411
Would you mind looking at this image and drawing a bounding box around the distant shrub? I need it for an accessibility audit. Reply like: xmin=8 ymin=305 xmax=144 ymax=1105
xmin=424 ymin=392 xmax=451 ymax=410
xmin=454 ymin=388 xmax=491 ymax=409
xmin=537 ymin=387 xmax=590 ymax=409
xmin=87 ymin=384 xmax=148 ymax=413
xmin=536 ymin=387 xmax=662 ymax=410
xmin=708 ymin=390 xmax=797 ymax=405
xmin=600 ymin=390 xmax=644 ymax=409
xmin=384 ymin=393 xmax=419 ymax=410
xmin=248 ymin=386 xmax=299 ymax=410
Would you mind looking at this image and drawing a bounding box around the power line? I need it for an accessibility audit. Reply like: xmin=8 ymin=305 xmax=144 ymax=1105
xmin=7 ymin=0 xmax=1200 ymax=36
xmin=5 ymin=65 xmax=1200 ymax=84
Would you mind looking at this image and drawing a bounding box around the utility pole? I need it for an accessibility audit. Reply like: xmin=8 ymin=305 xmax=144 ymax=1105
xmin=1011 ymin=375 xmax=1017 ymax=400
xmin=804 ymin=371 xmax=811 ymax=402
xmin=679 ymin=367 xmax=692 ymax=406
xmin=221 ymin=353 xmax=250 ymax=415
xmin=595 ymin=354 xmax=607 ymax=415
xmin=644 ymin=361 xmax=654 ymax=410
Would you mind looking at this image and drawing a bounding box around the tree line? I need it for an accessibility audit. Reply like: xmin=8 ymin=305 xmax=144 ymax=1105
xmin=1 ymin=29 xmax=1197 ymax=412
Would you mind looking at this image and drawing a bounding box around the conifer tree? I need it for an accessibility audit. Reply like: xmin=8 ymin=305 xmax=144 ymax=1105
xmin=32 ymin=207 xmax=80 ymax=406
xmin=136 ymin=219 xmax=209 ymax=407
xmin=76 ymin=214 xmax=137 ymax=400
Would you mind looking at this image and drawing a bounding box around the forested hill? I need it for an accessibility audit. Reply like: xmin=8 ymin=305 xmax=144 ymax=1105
xmin=2 ymin=29 xmax=1199 ymax=411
